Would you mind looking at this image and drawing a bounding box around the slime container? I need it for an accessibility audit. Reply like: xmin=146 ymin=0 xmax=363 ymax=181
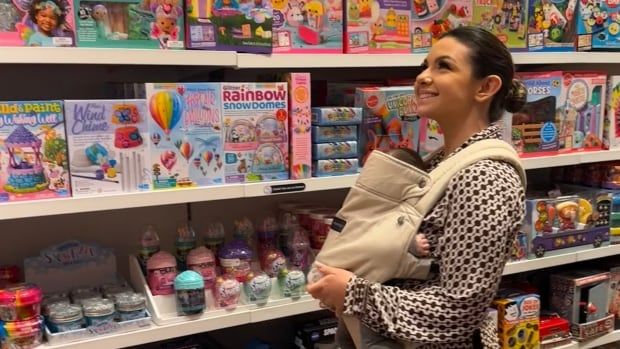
xmin=0 ymin=316 xmax=44 ymax=349
xmin=292 ymin=205 xmax=318 ymax=230
xmin=256 ymin=216 xmax=279 ymax=259
xmin=187 ymin=246 xmax=216 ymax=291
xmin=278 ymin=266 xmax=307 ymax=298
xmin=115 ymin=293 xmax=147 ymax=321
xmin=174 ymin=271 xmax=205 ymax=316
xmin=146 ymin=251 xmax=178 ymax=296
xmin=82 ymin=298 xmax=115 ymax=326
xmin=309 ymin=208 xmax=336 ymax=252
xmin=233 ymin=217 xmax=255 ymax=252
xmin=260 ymin=249 xmax=287 ymax=277
xmin=48 ymin=304 xmax=84 ymax=333
xmin=176 ymin=224 xmax=197 ymax=271
xmin=219 ymin=239 xmax=253 ymax=283
xmin=244 ymin=271 xmax=272 ymax=305
xmin=138 ymin=225 xmax=161 ymax=275
xmin=287 ymin=225 xmax=311 ymax=272
xmin=0 ymin=284 xmax=43 ymax=321
xmin=203 ymin=222 xmax=225 ymax=267
xmin=215 ymin=274 xmax=241 ymax=310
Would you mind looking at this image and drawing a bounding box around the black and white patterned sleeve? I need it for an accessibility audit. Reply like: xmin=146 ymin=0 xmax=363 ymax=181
xmin=342 ymin=160 xmax=525 ymax=344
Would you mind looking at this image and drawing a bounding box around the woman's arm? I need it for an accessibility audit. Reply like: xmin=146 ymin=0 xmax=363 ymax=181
xmin=343 ymin=160 xmax=525 ymax=344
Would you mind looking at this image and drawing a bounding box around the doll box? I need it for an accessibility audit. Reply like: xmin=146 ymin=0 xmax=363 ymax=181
xmin=286 ymin=73 xmax=312 ymax=180
xmin=558 ymin=72 xmax=607 ymax=152
xmin=471 ymin=0 xmax=529 ymax=50
xmin=272 ymin=0 xmax=344 ymax=53
xmin=410 ymin=0 xmax=473 ymax=53
xmin=504 ymin=71 xmax=561 ymax=156
xmin=526 ymin=0 xmax=577 ymax=51
xmin=74 ymin=0 xmax=184 ymax=49
xmin=0 ymin=0 xmax=75 ymax=47
xmin=576 ymin=0 xmax=620 ymax=51
xmin=344 ymin=0 xmax=412 ymax=53
xmin=146 ymin=83 xmax=224 ymax=189
xmin=65 ymin=100 xmax=151 ymax=196
xmin=604 ymin=76 xmax=620 ymax=150
xmin=550 ymin=270 xmax=614 ymax=340
xmin=184 ymin=0 xmax=272 ymax=53
xmin=0 ymin=100 xmax=71 ymax=202
xmin=222 ymin=82 xmax=289 ymax=183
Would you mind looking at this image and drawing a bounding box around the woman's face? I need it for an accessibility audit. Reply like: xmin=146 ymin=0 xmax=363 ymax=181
xmin=415 ymin=36 xmax=481 ymax=123
xmin=36 ymin=7 xmax=59 ymax=34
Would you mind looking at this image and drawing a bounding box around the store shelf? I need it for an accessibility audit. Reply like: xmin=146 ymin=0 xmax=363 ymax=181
xmin=0 ymin=47 xmax=237 ymax=66
xmin=511 ymin=52 xmax=620 ymax=65
xmin=577 ymin=244 xmax=620 ymax=262
xmin=522 ymin=149 xmax=620 ymax=170
xmin=236 ymin=53 xmax=425 ymax=68
xmin=580 ymin=329 xmax=620 ymax=349
xmin=243 ymin=175 xmax=357 ymax=197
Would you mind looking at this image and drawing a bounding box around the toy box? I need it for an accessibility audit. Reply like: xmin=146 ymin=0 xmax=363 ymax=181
xmin=575 ymin=0 xmax=620 ymax=51
xmin=0 ymin=101 xmax=71 ymax=202
xmin=524 ymin=192 xmax=611 ymax=258
xmin=311 ymin=107 xmax=363 ymax=126
xmin=603 ymin=76 xmax=620 ymax=150
xmin=313 ymin=158 xmax=359 ymax=176
xmin=609 ymin=266 xmax=620 ymax=328
xmin=492 ymin=290 xmax=540 ymax=349
xmin=539 ymin=312 xmax=572 ymax=348
xmin=0 ymin=0 xmax=75 ymax=46
xmin=222 ymin=82 xmax=289 ymax=183
xmin=504 ymin=71 xmax=561 ymax=156
xmin=410 ymin=0 xmax=472 ymax=53
xmin=344 ymin=0 xmax=411 ymax=53
xmin=354 ymin=86 xmax=419 ymax=166
xmin=550 ymin=270 xmax=615 ymax=340
xmin=65 ymin=100 xmax=151 ymax=196
xmin=146 ymin=83 xmax=224 ymax=189
xmin=510 ymin=230 xmax=528 ymax=261
xmin=471 ymin=0 xmax=529 ymax=50
xmin=184 ymin=0 xmax=272 ymax=52
xmin=418 ymin=117 xmax=444 ymax=157
xmin=294 ymin=316 xmax=338 ymax=348
xmin=558 ymin=72 xmax=606 ymax=152
xmin=74 ymin=0 xmax=184 ymax=49
xmin=272 ymin=0 xmax=343 ymax=52
xmin=312 ymin=125 xmax=358 ymax=142
xmin=526 ymin=0 xmax=577 ymax=51
xmin=286 ymin=73 xmax=312 ymax=179
xmin=312 ymin=141 xmax=358 ymax=159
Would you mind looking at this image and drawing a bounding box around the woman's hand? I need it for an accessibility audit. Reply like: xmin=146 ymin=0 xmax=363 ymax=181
xmin=306 ymin=263 xmax=354 ymax=314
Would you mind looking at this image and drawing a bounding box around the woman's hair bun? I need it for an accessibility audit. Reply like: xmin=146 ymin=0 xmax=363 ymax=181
xmin=505 ymin=79 xmax=527 ymax=113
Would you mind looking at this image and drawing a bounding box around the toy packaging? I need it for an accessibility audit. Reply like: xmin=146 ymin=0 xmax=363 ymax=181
xmin=286 ymin=73 xmax=312 ymax=179
xmin=418 ymin=117 xmax=444 ymax=157
xmin=604 ymin=76 xmax=620 ymax=150
xmin=65 ymin=100 xmax=151 ymax=196
xmin=311 ymin=107 xmax=363 ymax=126
xmin=471 ymin=0 xmax=529 ymax=50
xmin=609 ymin=266 xmax=620 ymax=328
xmin=550 ymin=270 xmax=615 ymax=340
xmin=294 ymin=316 xmax=339 ymax=349
xmin=504 ymin=71 xmax=561 ymax=156
xmin=222 ymin=82 xmax=289 ymax=183
xmin=510 ymin=230 xmax=528 ymax=261
xmin=312 ymin=125 xmax=358 ymax=142
xmin=526 ymin=0 xmax=577 ymax=51
xmin=576 ymin=0 xmax=620 ymax=50
xmin=74 ymin=0 xmax=184 ymax=49
xmin=312 ymin=141 xmax=358 ymax=159
xmin=184 ymin=0 xmax=272 ymax=52
xmin=492 ymin=290 xmax=540 ymax=349
xmin=0 ymin=101 xmax=71 ymax=202
xmin=272 ymin=0 xmax=343 ymax=52
xmin=524 ymin=191 xmax=611 ymax=258
xmin=313 ymin=158 xmax=359 ymax=176
xmin=354 ymin=86 xmax=419 ymax=166
xmin=146 ymin=83 xmax=224 ymax=189
xmin=559 ymin=72 xmax=606 ymax=152
xmin=410 ymin=0 xmax=473 ymax=53
xmin=0 ymin=0 xmax=75 ymax=46
xmin=344 ymin=0 xmax=411 ymax=53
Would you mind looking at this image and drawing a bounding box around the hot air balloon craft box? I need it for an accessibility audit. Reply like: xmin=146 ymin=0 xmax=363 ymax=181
xmin=0 ymin=0 xmax=75 ymax=47
xmin=146 ymin=83 xmax=224 ymax=189
xmin=0 ymin=101 xmax=71 ymax=202
xmin=65 ymin=100 xmax=151 ymax=196
xmin=222 ymin=82 xmax=289 ymax=183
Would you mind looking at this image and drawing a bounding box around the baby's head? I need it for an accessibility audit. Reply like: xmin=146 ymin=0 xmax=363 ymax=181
xmin=384 ymin=148 xmax=426 ymax=171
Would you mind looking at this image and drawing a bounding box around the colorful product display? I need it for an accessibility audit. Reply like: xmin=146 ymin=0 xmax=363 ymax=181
xmin=471 ymin=0 xmax=529 ymax=50
xmin=410 ymin=0 xmax=473 ymax=53
xmin=0 ymin=0 xmax=75 ymax=47
xmin=174 ymin=270 xmax=205 ymax=315
xmin=526 ymin=0 xmax=577 ymax=51
xmin=576 ymin=0 xmax=620 ymax=50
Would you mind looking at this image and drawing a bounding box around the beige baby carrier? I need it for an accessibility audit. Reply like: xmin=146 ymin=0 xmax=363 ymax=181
xmin=313 ymin=139 xmax=526 ymax=349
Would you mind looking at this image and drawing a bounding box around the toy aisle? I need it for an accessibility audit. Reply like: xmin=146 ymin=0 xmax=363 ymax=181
xmin=1 ymin=0 xmax=620 ymax=346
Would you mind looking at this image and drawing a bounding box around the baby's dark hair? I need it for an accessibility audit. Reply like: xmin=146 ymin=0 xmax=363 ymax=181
xmin=385 ymin=148 xmax=427 ymax=171
xmin=29 ymin=0 xmax=66 ymax=26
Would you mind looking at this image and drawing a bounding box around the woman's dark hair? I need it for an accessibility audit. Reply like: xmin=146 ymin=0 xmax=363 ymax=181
xmin=440 ymin=26 xmax=527 ymax=122
xmin=29 ymin=0 xmax=67 ymax=27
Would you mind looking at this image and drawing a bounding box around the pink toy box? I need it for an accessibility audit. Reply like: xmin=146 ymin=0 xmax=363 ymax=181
xmin=146 ymin=83 xmax=224 ymax=189
xmin=286 ymin=73 xmax=312 ymax=179
xmin=410 ymin=0 xmax=472 ymax=53
xmin=344 ymin=0 xmax=411 ymax=53
xmin=0 ymin=101 xmax=71 ymax=202
xmin=604 ymin=76 xmax=620 ymax=150
xmin=0 ymin=0 xmax=75 ymax=46
xmin=272 ymin=0 xmax=343 ymax=52
xmin=222 ymin=82 xmax=289 ymax=183
xmin=354 ymin=86 xmax=419 ymax=166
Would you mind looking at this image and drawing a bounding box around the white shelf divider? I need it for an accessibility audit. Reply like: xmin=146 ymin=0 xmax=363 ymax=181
xmin=580 ymin=329 xmax=620 ymax=349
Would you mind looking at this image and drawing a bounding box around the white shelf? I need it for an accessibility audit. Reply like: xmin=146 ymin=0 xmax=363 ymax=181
xmin=0 ymin=47 xmax=237 ymax=66
xmin=237 ymin=53 xmax=424 ymax=68
xmin=522 ymin=149 xmax=620 ymax=170
xmin=511 ymin=52 xmax=620 ymax=65
xmin=580 ymin=329 xmax=620 ymax=349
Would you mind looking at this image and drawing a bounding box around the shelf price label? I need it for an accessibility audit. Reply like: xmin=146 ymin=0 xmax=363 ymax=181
xmin=263 ymin=183 xmax=306 ymax=195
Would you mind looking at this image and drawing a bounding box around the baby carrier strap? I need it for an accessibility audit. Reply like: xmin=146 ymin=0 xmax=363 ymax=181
xmin=410 ymin=139 xmax=527 ymax=216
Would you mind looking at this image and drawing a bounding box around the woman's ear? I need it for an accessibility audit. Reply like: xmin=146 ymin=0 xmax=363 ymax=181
xmin=475 ymin=75 xmax=502 ymax=103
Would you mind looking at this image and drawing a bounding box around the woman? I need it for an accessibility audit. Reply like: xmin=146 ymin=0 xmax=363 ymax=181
xmin=307 ymin=26 xmax=527 ymax=348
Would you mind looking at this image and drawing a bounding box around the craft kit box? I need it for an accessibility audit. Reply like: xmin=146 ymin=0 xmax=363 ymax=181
xmin=344 ymin=0 xmax=411 ymax=53
xmin=410 ymin=0 xmax=473 ymax=53
xmin=471 ymin=0 xmax=529 ymax=50
xmin=222 ymin=82 xmax=289 ymax=183
xmin=65 ymin=100 xmax=151 ymax=196
xmin=526 ymin=0 xmax=577 ymax=51
xmin=74 ymin=0 xmax=184 ymax=48
xmin=576 ymin=0 xmax=620 ymax=50
xmin=286 ymin=73 xmax=312 ymax=179
xmin=0 ymin=101 xmax=71 ymax=202
xmin=184 ymin=0 xmax=272 ymax=52
xmin=0 ymin=0 xmax=75 ymax=46
xmin=272 ymin=0 xmax=343 ymax=52
xmin=604 ymin=76 xmax=620 ymax=150
xmin=492 ymin=290 xmax=541 ymax=349
xmin=146 ymin=83 xmax=224 ymax=189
